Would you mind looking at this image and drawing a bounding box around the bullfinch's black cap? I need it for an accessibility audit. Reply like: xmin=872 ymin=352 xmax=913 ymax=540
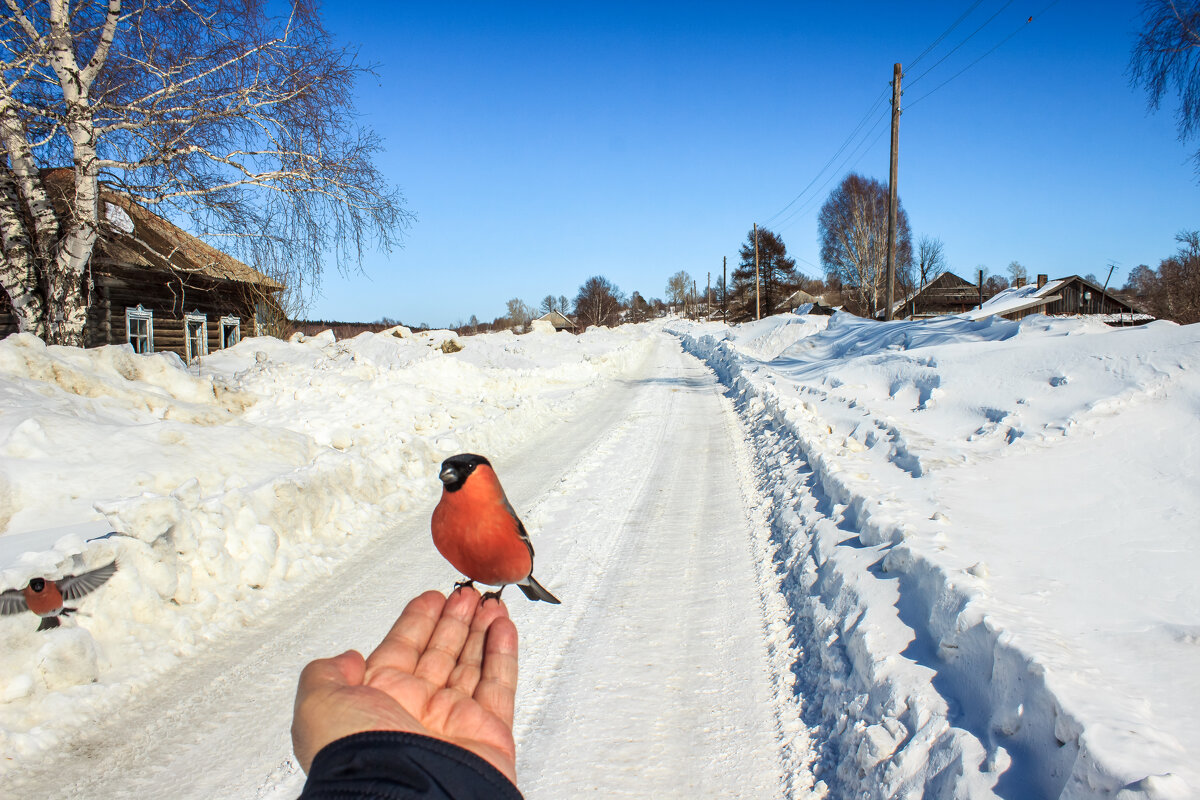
xmin=439 ymin=453 xmax=491 ymax=492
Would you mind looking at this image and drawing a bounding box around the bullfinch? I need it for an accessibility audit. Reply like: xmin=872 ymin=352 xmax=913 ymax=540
xmin=0 ymin=560 xmax=118 ymax=631
xmin=432 ymin=454 xmax=560 ymax=604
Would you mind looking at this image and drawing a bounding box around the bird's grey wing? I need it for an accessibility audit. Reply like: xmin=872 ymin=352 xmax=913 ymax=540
xmin=0 ymin=589 xmax=28 ymax=615
xmin=60 ymin=560 xmax=118 ymax=601
xmin=502 ymin=496 xmax=535 ymax=559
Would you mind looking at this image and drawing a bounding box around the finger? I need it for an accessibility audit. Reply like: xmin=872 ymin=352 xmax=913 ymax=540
xmin=448 ymin=596 xmax=507 ymax=694
xmin=413 ymin=585 xmax=480 ymax=688
xmin=474 ymin=614 xmax=518 ymax=728
xmin=365 ymin=590 xmax=446 ymax=679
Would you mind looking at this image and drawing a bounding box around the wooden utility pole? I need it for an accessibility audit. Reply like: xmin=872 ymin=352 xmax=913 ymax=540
xmin=978 ymin=268 xmax=984 ymax=308
xmin=885 ymin=63 xmax=902 ymax=322
xmin=692 ymin=280 xmax=698 ymax=320
xmin=722 ymin=256 xmax=727 ymax=323
xmin=706 ymin=272 xmax=711 ymax=316
xmin=754 ymin=222 xmax=761 ymax=320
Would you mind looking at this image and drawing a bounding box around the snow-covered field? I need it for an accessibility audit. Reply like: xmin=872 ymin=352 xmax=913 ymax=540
xmin=675 ymin=312 xmax=1199 ymax=799
xmin=0 ymin=312 xmax=1196 ymax=799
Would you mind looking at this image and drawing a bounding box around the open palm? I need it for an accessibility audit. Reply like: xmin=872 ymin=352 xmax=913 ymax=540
xmin=292 ymin=588 xmax=519 ymax=785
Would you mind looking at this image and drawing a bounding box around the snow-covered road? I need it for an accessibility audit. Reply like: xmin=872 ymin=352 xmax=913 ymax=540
xmin=5 ymin=334 xmax=806 ymax=799
xmin=9 ymin=314 xmax=1193 ymax=798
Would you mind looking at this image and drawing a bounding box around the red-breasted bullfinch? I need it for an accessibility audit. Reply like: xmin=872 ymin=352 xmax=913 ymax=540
xmin=0 ymin=560 xmax=118 ymax=631
xmin=432 ymin=454 xmax=560 ymax=603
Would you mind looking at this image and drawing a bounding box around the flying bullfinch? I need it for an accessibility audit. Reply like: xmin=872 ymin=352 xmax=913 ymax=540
xmin=432 ymin=454 xmax=560 ymax=603
xmin=0 ymin=560 xmax=118 ymax=631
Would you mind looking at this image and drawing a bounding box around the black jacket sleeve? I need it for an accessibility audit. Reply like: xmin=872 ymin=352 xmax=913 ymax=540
xmin=298 ymin=731 xmax=524 ymax=800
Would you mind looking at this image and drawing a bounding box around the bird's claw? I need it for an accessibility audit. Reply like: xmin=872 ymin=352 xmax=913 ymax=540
xmin=452 ymin=579 xmax=475 ymax=593
xmin=482 ymin=587 xmax=505 ymax=603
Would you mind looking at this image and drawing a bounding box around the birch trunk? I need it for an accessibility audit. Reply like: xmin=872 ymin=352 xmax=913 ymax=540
xmin=0 ymin=170 xmax=46 ymax=336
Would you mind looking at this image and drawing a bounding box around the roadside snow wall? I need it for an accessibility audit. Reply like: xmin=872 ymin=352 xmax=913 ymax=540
xmin=0 ymin=326 xmax=653 ymax=769
xmin=674 ymin=312 xmax=1198 ymax=800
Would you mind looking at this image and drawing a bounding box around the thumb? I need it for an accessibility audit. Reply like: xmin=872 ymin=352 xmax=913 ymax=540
xmin=293 ymin=650 xmax=366 ymax=774
xmin=297 ymin=650 xmax=366 ymax=698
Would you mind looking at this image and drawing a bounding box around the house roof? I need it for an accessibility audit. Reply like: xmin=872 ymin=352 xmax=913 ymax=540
xmin=41 ymin=169 xmax=283 ymax=289
xmin=536 ymin=310 xmax=576 ymax=328
xmin=876 ymin=271 xmax=976 ymax=318
xmin=776 ymin=288 xmax=820 ymax=310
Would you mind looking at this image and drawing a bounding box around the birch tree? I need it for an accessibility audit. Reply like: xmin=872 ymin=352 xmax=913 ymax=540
xmin=665 ymin=270 xmax=691 ymax=308
xmin=818 ymin=173 xmax=912 ymax=317
xmin=1 ymin=0 xmax=407 ymax=344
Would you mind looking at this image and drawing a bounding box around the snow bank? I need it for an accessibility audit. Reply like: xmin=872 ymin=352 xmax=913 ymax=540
xmin=0 ymin=324 xmax=653 ymax=768
xmin=673 ymin=311 xmax=1200 ymax=800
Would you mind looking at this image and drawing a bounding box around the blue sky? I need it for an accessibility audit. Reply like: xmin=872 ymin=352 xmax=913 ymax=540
xmin=310 ymin=1 xmax=1200 ymax=327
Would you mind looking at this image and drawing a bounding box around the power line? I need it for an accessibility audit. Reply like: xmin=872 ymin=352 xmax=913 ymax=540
xmin=906 ymin=0 xmax=1016 ymax=89
xmin=774 ymin=109 xmax=890 ymax=232
xmin=760 ymin=1 xmax=1000 ymax=230
xmin=762 ymin=90 xmax=888 ymax=227
xmin=907 ymin=0 xmax=1062 ymax=109
xmin=904 ymin=0 xmax=987 ymax=73
xmin=760 ymin=0 xmax=1054 ymax=257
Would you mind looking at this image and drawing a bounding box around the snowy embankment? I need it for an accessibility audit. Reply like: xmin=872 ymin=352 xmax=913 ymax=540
xmin=673 ymin=312 xmax=1200 ymax=800
xmin=0 ymin=325 xmax=651 ymax=769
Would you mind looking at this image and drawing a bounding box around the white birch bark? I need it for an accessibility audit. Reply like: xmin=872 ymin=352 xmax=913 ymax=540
xmin=0 ymin=168 xmax=46 ymax=334
xmin=39 ymin=0 xmax=109 ymax=345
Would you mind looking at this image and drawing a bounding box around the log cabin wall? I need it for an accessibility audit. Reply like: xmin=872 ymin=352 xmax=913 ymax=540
xmin=1042 ymin=278 xmax=1134 ymax=316
xmin=905 ymin=273 xmax=996 ymax=318
xmin=0 ymin=262 xmax=266 ymax=358
xmin=98 ymin=263 xmax=261 ymax=358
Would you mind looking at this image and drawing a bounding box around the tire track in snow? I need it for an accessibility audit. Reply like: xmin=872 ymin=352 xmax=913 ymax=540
xmin=512 ymin=337 xmax=813 ymax=798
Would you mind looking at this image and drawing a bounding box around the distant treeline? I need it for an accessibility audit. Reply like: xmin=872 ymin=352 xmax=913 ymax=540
xmin=287 ymin=319 xmax=431 ymax=339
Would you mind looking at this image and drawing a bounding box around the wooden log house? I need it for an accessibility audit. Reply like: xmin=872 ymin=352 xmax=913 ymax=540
xmin=878 ymin=271 xmax=994 ymax=320
xmin=0 ymin=170 xmax=283 ymax=359
xmin=998 ymin=274 xmax=1151 ymax=324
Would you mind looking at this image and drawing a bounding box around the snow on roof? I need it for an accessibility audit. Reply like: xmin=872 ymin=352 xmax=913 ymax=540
xmin=536 ymin=310 xmax=576 ymax=327
xmin=963 ymin=279 xmax=1071 ymax=320
xmin=41 ymin=168 xmax=283 ymax=289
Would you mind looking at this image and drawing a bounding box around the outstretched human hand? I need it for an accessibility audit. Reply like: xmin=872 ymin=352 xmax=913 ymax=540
xmin=292 ymin=588 xmax=519 ymax=784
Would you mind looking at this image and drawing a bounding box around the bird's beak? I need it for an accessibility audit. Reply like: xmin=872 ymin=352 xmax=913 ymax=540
xmin=439 ymin=466 xmax=458 ymax=485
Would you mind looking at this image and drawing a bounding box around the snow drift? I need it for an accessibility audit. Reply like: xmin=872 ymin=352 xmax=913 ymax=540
xmin=0 ymin=325 xmax=652 ymax=767
xmin=674 ymin=311 xmax=1200 ymax=800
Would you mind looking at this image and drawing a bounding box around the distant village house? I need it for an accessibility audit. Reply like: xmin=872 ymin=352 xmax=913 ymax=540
xmin=535 ymin=310 xmax=577 ymax=331
xmin=972 ymin=274 xmax=1153 ymax=325
xmin=876 ymin=271 xmax=996 ymax=320
xmin=0 ymin=170 xmax=283 ymax=360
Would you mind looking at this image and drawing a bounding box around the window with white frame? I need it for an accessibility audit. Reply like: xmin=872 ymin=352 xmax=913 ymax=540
xmin=185 ymin=312 xmax=208 ymax=361
xmin=126 ymin=305 xmax=154 ymax=354
xmin=220 ymin=316 xmax=241 ymax=348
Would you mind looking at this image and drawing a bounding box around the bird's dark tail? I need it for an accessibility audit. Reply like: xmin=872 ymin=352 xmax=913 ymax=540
xmin=518 ymin=575 xmax=560 ymax=604
xmin=37 ymin=616 xmax=61 ymax=631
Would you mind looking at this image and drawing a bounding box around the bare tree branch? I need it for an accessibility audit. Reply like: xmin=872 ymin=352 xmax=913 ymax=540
xmin=1 ymin=0 xmax=410 ymax=344
xmin=818 ymin=173 xmax=913 ymax=317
